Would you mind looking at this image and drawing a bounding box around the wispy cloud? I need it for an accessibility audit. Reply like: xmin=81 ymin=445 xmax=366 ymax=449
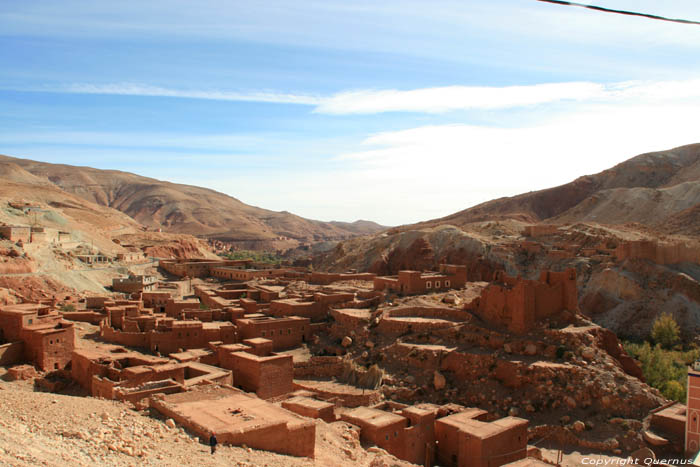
xmin=20 ymin=78 xmax=700 ymax=115
xmin=62 ymin=83 xmax=322 ymax=105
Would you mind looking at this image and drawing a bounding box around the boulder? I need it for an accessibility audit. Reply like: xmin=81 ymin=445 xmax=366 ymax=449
xmin=433 ymin=371 xmax=446 ymax=390
xmin=342 ymin=336 xmax=353 ymax=347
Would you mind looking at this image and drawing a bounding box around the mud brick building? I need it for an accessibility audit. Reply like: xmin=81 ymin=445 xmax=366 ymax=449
xmin=160 ymin=258 xmax=252 ymax=278
xmin=341 ymin=403 xmax=438 ymax=466
xmin=0 ymin=224 xmax=31 ymax=243
xmin=0 ymin=303 xmax=75 ymax=371
xmin=72 ymin=347 xmax=231 ymax=403
xmin=435 ymin=413 xmax=528 ymax=467
xmin=112 ymin=274 xmax=157 ymax=294
xmin=217 ymin=339 xmax=294 ymax=398
xmin=465 ymin=269 xmax=578 ymax=334
xmin=235 ymin=315 xmax=311 ymax=350
xmin=150 ymin=385 xmax=316 ymax=457
xmin=374 ymin=264 xmax=467 ymax=295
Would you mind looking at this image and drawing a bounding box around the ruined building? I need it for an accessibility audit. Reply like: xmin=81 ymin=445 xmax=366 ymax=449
xmin=465 ymin=269 xmax=578 ymax=334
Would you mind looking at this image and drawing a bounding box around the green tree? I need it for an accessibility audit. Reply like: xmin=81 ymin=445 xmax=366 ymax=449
xmin=651 ymin=312 xmax=681 ymax=349
xmin=663 ymin=380 xmax=685 ymax=401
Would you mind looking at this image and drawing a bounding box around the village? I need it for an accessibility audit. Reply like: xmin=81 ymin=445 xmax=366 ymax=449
xmin=1 ymin=220 xmax=698 ymax=467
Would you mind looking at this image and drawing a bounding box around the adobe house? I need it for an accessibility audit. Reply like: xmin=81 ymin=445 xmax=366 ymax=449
xmin=281 ymin=395 xmax=335 ymax=422
xmin=150 ymin=385 xmax=316 ymax=457
xmin=217 ymin=338 xmax=294 ymax=399
xmin=341 ymin=404 xmax=438 ymax=466
xmin=464 ymin=269 xmax=578 ymax=334
xmin=268 ymin=292 xmax=354 ymax=322
xmin=72 ymin=347 xmax=231 ymax=403
xmin=435 ymin=412 xmax=528 ymax=467
xmin=307 ymin=272 xmax=376 ymax=285
xmin=160 ymin=258 xmax=252 ymax=278
xmin=112 ymin=274 xmax=157 ymax=294
xmin=374 ymin=264 xmax=467 ymax=295
xmin=235 ymin=315 xmax=311 ymax=351
xmin=0 ymin=225 xmax=31 ymax=243
xmin=0 ymin=303 xmax=75 ymax=371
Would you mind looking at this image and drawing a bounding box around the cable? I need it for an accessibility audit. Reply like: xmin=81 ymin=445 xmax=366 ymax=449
xmin=535 ymin=0 xmax=700 ymax=26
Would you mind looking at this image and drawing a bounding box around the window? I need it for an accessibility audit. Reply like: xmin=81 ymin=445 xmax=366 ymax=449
xmin=394 ymin=431 xmax=398 ymax=438
xmin=385 ymin=435 xmax=389 ymax=441
xmin=262 ymin=331 xmax=266 ymax=337
xmin=279 ymin=330 xmax=283 ymax=335
xmin=28 ymin=319 xmax=33 ymax=324
xmin=288 ymin=329 xmax=291 ymax=334
xmin=445 ymin=280 xmax=450 ymax=287
xmin=49 ymin=340 xmax=53 ymax=345
xmin=426 ymin=281 xmax=432 ymax=289
xmin=178 ymin=332 xmax=182 ymax=338
xmin=435 ymin=281 xmax=441 ymax=288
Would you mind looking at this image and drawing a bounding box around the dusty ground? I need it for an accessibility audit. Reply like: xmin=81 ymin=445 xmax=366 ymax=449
xmin=0 ymin=371 xmax=416 ymax=467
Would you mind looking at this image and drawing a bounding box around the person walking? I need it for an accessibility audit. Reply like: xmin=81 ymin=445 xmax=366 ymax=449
xmin=209 ymin=433 xmax=217 ymax=455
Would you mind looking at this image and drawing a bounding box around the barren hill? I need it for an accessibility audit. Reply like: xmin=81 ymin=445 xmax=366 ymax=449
xmin=0 ymin=155 xmax=385 ymax=249
xmin=406 ymin=143 xmax=700 ymax=233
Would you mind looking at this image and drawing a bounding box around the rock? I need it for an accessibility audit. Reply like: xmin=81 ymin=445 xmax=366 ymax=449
xmin=560 ymin=415 xmax=570 ymax=424
xmin=342 ymin=336 xmax=353 ymax=347
xmin=508 ymin=407 xmax=519 ymax=416
xmin=361 ymin=351 xmax=368 ymax=359
xmin=365 ymin=340 xmax=375 ymax=348
xmin=524 ymin=343 xmax=537 ymax=356
xmin=165 ymin=418 xmax=176 ymax=429
xmin=564 ymin=396 xmax=577 ymax=409
xmin=572 ymin=421 xmax=585 ymax=432
xmin=433 ymin=371 xmax=446 ymax=390
xmin=100 ymin=412 xmax=110 ymax=421
xmin=643 ymin=430 xmax=669 ymax=446
xmin=581 ymin=347 xmax=595 ymax=360
xmin=503 ymin=343 xmax=512 ymax=353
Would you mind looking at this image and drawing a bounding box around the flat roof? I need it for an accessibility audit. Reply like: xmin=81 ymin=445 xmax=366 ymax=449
xmin=154 ymin=386 xmax=309 ymax=433
xmin=343 ymin=407 xmax=406 ymax=429
xmin=283 ymin=396 xmax=334 ymax=411
xmin=440 ymin=416 xmax=527 ymax=439
xmin=0 ymin=303 xmax=47 ymax=315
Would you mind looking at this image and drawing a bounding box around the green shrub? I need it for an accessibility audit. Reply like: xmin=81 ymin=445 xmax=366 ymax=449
xmin=651 ymin=312 xmax=680 ymax=349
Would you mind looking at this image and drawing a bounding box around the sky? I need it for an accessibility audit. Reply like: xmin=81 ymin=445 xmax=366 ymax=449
xmin=1 ymin=1 xmax=700 ymax=226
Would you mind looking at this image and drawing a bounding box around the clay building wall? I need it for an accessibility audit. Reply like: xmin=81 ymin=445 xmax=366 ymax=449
xmin=0 ymin=341 xmax=24 ymax=366
xmin=615 ymin=240 xmax=700 ymax=265
xmin=165 ymin=299 xmax=200 ymax=318
xmin=236 ymin=316 xmax=310 ymax=351
xmin=435 ymin=409 xmax=488 ymax=467
xmin=467 ymin=269 xmax=577 ymax=334
xmin=223 ymin=351 xmax=293 ymax=399
xmin=149 ymin=387 xmax=315 ymax=458
xmin=458 ymin=417 xmax=528 ymax=467
xmin=282 ymin=396 xmax=335 ymax=423
xmin=521 ymin=225 xmax=559 ymax=237
xmin=293 ymin=356 xmax=344 ymax=379
xmin=0 ymin=225 xmax=31 ymax=243
xmin=20 ymin=321 xmax=75 ymax=371
xmin=268 ymin=299 xmax=322 ymax=321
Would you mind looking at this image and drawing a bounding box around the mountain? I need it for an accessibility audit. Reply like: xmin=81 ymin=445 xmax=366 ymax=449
xmin=404 ymin=143 xmax=700 ymax=234
xmin=0 ymin=155 xmax=386 ymax=249
xmin=315 ymin=144 xmax=700 ymax=340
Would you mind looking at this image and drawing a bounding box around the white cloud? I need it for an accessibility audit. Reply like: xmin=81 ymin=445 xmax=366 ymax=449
xmin=314 ymin=82 xmax=605 ymax=114
xmin=63 ymin=83 xmax=322 ymax=105
xmin=24 ymin=78 xmax=700 ymax=115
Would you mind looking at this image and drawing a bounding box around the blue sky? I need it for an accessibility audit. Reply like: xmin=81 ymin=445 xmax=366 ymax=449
xmin=2 ymin=1 xmax=700 ymax=225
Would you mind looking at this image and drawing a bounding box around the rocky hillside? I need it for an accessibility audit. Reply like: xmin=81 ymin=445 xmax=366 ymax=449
xmin=316 ymin=144 xmax=700 ymax=340
xmin=0 ymin=154 xmax=386 ymax=249
xmin=406 ymin=143 xmax=700 ymax=233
